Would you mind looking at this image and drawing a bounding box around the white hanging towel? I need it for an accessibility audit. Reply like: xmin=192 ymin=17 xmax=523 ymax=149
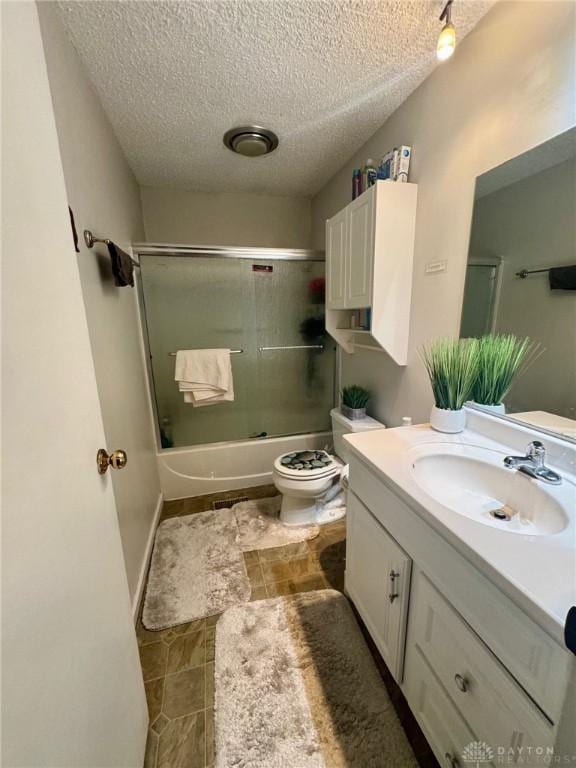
xmin=174 ymin=349 xmax=234 ymax=407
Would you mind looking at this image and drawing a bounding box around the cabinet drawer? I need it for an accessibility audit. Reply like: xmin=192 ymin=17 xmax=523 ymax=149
xmin=405 ymin=645 xmax=491 ymax=768
xmin=411 ymin=571 xmax=554 ymax=754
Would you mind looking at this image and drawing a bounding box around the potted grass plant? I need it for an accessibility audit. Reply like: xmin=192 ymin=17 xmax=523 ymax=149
xmin=421 ymin=337 xmax=479 ymax=433
xmin=341 ymin=385 xmax=371 ymax=420
xmin=472 ymin=334 xmax=540 ymax=414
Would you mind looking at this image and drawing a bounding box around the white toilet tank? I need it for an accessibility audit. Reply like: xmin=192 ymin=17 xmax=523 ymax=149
xmin=330 ymin=408 xmax=385 ymax=463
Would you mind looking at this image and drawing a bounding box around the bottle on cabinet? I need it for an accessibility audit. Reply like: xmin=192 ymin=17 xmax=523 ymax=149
xmin=352 ymin=148 xmax=411 ymax=200
xmin=352 ymin=169 xmax=362 ymax=200
xmin=363 ymin=158 xmax=377 ymax=190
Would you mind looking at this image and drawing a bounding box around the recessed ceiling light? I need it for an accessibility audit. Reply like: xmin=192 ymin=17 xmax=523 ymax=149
xmin=223 ymin=126 xmax=279 ymax=157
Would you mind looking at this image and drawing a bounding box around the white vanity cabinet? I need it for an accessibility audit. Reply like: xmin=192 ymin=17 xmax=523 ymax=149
xmin=345 ymin=453 xmax=572 ymax=767
xmin=346 ymin=492 xmax=411 ymax=680
xmin=324 ymin=181 xmax=417 ymax=364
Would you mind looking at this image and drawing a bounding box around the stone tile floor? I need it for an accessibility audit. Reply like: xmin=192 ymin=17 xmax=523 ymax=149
xmin=137 ymin=485 xmax=436 ymax=768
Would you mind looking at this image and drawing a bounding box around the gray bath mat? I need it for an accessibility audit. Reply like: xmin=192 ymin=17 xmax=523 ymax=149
xmin=233 ymin=496 xmax=320 ymax=551
xmin=215 ymin=590 xmax=417 ymax=768
xmin=142 ymin=508 xmax=250 ymax=630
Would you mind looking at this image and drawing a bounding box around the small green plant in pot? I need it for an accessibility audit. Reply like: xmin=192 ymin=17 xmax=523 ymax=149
xmin=421 ymin=337 xmax=479 ymax=433
xmin=472 ymin=334 xmax=540 ymax=414
xmin=341 ymin=385 xmax=371 ymax=420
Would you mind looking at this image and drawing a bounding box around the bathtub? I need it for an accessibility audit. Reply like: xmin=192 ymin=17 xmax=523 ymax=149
xmin=157 ymin=432 xmax=332 ymax=500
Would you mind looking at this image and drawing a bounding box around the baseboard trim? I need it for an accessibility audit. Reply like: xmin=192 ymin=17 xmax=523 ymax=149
xmin=132 ymin=491 xmax=163 ymax=623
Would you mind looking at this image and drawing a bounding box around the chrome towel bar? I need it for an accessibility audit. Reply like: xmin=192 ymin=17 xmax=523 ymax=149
xmin=83 ymin=229 xmax=140 ymax=268
xmin=168 ymin=345 xmax=323 ymax=356
xmin=169 ymin=349 xmax=244 ymax=356
xmin=258 ymin=344 xmax=324 ymax=352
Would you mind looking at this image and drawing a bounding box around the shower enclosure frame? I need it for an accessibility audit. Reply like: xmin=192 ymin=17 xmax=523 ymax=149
xmin=133 ymin=242 xmax=338 ymax=455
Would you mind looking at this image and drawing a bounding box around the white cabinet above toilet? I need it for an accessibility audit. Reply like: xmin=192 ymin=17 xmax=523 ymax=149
xmin=325 ymin=181 xmax=417 ymax=364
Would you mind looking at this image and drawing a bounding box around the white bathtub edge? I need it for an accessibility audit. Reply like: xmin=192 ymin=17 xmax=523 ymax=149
xmin=158 ymin=432 xmax=332 ymax=500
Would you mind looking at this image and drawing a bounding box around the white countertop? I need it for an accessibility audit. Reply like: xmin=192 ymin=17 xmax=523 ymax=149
xmin=512 ymin=410 xmax=576 ymax=439
xmin=344 ymin=423 xmax=576 ymax=644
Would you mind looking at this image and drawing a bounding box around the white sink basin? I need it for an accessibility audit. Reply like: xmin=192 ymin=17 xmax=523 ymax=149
xmin=408 ymin=443 xmax=569 ymax=536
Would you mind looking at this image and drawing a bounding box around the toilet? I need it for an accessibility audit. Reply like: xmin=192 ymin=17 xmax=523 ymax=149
xmin=273 ymin=408 xmax=384 ymax=526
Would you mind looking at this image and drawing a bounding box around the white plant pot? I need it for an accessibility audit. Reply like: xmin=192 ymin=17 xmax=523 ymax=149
xmin=474 ymin=402 xmax=506 ymax=415
xmin=430 ymin=406 xmax=466 ymax=434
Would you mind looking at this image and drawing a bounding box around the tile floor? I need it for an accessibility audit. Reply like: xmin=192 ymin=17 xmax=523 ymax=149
xmin=137 ymin=485 xmax=436 ymax=768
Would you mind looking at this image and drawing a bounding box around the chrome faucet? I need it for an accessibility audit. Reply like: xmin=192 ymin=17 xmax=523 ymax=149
xmin=503 ymin=441 xmax=562 ymax=485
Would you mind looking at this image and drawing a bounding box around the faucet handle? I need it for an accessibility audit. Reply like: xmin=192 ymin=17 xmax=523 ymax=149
xmin=527 ymin=441 xmax=545 ymax=467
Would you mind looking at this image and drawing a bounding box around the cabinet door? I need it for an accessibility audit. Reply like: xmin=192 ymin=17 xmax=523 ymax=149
xmin=326 ymin=208 xmax=347 ymax=309
xmin=346 ymin=189 xmax=374 ymax=308
xmin=345 ymin=491 xmax=412 ymax=681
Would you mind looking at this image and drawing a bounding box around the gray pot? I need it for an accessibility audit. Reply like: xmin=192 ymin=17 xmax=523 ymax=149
xmin=341 ymin=405 xmax=367 ymax=420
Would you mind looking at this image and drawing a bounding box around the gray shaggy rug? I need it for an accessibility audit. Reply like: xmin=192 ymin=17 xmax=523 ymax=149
xmin=215 ymin=590 xmax=417 ymax=768
xmin=142 ymin=508 xmax=250 ymax=630
xmin=233 ymin=496 xmax=319 ymax=551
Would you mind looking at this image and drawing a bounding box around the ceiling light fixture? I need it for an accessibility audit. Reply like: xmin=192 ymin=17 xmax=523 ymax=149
xmin=223 ymin=126 xmax=279 ymax=157
xmin=437 ymin=0 xmax=456 ymax=61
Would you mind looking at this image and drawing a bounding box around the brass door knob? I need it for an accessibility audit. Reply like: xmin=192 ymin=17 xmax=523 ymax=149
xmin=97 ymin=448 xmax=128 ymax=475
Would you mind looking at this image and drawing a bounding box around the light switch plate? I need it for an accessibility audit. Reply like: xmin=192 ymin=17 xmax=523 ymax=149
xmin=425 ymin=260 xmax=447 ymax=274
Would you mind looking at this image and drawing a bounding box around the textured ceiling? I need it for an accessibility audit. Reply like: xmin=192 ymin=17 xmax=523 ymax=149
xmin=57 ymin=0 xmax=494 ymax=196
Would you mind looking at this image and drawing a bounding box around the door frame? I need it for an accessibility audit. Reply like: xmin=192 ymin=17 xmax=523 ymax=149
xmin=462 ymin=256 xmax=503 ymax=335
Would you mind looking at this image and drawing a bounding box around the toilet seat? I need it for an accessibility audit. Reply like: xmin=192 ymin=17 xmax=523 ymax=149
xmin=273 ymin=451 xmax=338 ymax=482
xmin=274 ymin=464 xmax=339 ymax=481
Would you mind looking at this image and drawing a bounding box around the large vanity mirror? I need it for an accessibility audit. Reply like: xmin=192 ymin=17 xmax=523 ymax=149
xmin=461 ymin=127 xmax=576 ymax=440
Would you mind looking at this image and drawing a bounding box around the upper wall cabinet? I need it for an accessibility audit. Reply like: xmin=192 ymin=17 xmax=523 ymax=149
xmin=346 ymin=191 xmax=375 ymax=308
xmin=326 ymin=206 xmax=347 ymax=309
xmin=325 ymin=181 xmax=417 ymax=365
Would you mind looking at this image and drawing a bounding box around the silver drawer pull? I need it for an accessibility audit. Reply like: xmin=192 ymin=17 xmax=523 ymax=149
xmin=454 ymin=673 xmax=468 ymax=693
xmin=388 ymin=569 xmax=400 ymax=603
xmin=444 ymin=753 xmax=460 ymax=768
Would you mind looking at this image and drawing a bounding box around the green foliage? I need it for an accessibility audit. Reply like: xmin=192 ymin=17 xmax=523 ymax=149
xmin=472 ymin=334 xmax=540 ymax=406
xmin=341 ymin=385 xmax=371 ymax=409
xmin=420 ymin=337 xmax=480 ymax=411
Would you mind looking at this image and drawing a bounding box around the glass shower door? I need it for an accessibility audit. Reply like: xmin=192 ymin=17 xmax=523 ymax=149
xmin=140 ymin=253 xmax=335 ymax=448
xmin=253 ymin=259 xmax=335 ymax=437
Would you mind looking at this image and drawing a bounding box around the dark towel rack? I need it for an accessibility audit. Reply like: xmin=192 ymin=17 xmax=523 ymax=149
xmin=83 ymin=229 xmax=140 ymax=268
xmin=168 ymin=349 xmax=244 ymax=356
xmin=516 ymin=267 xmax=556 ymax=279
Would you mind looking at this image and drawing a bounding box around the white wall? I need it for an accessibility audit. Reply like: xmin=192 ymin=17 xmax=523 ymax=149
xmin=141 ymin=186 xmax=312 ymax=248
xmin=469 ymin=157 xmax=576 ymax=418
xmin=37 ymin=3 xmax=161 ymax=607
xmin=312 ymin=1 xmax=576 ymax=427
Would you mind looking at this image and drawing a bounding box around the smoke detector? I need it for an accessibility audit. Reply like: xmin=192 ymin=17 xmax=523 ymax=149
xmin=223 ymin=125 xmax=279 ymax=157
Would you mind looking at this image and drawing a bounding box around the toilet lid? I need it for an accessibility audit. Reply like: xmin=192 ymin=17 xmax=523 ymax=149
xmin=274 ymin=449 xmax=339 ymax=480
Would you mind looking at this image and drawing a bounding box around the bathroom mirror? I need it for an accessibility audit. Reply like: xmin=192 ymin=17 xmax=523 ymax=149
xmin=461 ymin=127 xmax=576 ymax=440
